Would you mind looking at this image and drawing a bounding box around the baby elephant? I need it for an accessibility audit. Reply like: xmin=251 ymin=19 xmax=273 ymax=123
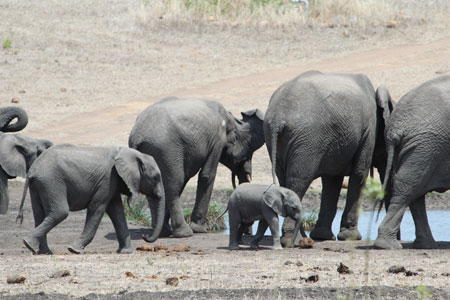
xmin=225 ymin=183 xmax=305 ymax=250
xmin=18 ymin=144 xmax=165 ymax=255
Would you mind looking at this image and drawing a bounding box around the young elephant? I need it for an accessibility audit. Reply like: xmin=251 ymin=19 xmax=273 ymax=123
xmin=18 ymin=144 xmax=165 ymax=255
xmin=225 ymin=183 xmax=305 ymax=250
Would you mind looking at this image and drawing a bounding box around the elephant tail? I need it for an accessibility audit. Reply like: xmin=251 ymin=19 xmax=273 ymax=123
xmin=375 ymin=139 xmax=396 ymax=219
xmin=16 ymin=177 xmax=30 ymax=224
xmin=214 ymin=207 xmax=229 ymax=226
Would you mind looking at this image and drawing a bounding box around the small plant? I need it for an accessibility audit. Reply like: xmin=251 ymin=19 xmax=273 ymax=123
xmin=301 ymin=206 xmax=319 ymax=232
xmin=184 ymin=203 xmax=226 ymax=232
xmin=122 ymin=197 xmax=151 ymax=227
xmin=417 ymin=285 xmax=432 ymax=299
xmin=3 ymin=37 xmax=12 ymax=49
xmin=363 ymin=177 xmax=385 ymax=203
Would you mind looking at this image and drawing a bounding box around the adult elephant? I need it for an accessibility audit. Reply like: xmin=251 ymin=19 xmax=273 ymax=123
xmin=129 ymin=97 xmax=265 ymax=239
xmin=0 ymin=106 xmax=28 ymax=133
xmin=375 ymin=75 xmax=450 ymax=250
xmin=0 ymin=133 xmax=53 ymax=214
xmin=264 ymin=70 xmax=393 ymax=246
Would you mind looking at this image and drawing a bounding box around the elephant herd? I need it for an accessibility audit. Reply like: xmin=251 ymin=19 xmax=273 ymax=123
xmin=2 ymin=70 xmax=450 ymax=254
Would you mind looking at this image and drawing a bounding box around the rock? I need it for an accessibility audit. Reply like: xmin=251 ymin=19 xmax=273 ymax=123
xmin=343 ymin=30 xmax=349 ymax=38
xmin=299 ymin=237 xmax=314 ymax=249
xmin=166 ymin=277 xmax=179 ymax=286
xmin=50 ymin=269 xmax=70 ymax=278
xmin=327 ymin=21 xmax=335 ymax=28
xmin=296 ymin=261 xmax=304 ymax=267
xmin=337 ymin=263 xmax=351 ymax=274
xmin=125 ymin=271 xmax=137 ymax=278
xmin=305 ymin=274 xmax=319 ymax=283
xmin=11 ymin=97 xmax=20 ymax=103
xmin=179 ymin=275 xmax=189 ymax=280
xmin=207 ymin=16 xmax=216 ymax=22
xmin=19 ymin=90 xmax=26 ymax=94
xmin=136 ymin=244 xmax=154 ymax=252
xmin=284 ymin=260 xmax=294 ymax=266
xmin=7 ymin=274 xmax=26 ymax=284
xmin=405 ymin=270 xmax=418 ymax=276
xmin=60 ymin=87 xmax=67 ymax=92
xmin=385 ymin=20 xmax=398 ymax=29
xmin=154 ymin=243 xmax=169 ymax=251
xmin=387 ymin=265 xmax=406 ymax=274
xmin=173 ymin=244 xmax=190 ymax=252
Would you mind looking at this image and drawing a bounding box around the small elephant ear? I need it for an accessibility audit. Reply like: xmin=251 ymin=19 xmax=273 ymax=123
xmin=263 ymin=188 xmax=287 ymax=217
xmin=241 ymin=109 xmax=264 ymax=121
xmin=114 ymin=147 xmax=141 ymax=195
xmin=0 ymin=134 xmax=28 ymax=178
xmin=376 ymin=85 xmax=394 ymax=123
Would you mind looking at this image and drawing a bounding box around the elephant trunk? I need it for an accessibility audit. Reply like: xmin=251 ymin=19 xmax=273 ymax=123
xmin=292 ymin=218 xmax=305 ymax=245
xmin=142 ymin=185 xmax=165 ymax=243
xmin=0 ymin=106 xmax=28 ymax=132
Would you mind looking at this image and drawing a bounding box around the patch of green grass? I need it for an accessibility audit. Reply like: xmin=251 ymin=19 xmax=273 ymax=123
xmin=122 ymin=197 xmax=152 ymax=227
xmin=302 ymin=206 xmax=318 ymax=232
xmin=3 ymin=37 xmax=12 ymax=49
xmin=184 ymin=203 xmax=226 ymax=232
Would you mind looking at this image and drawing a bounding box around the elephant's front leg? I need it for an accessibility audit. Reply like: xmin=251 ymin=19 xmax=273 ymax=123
xmin=68 ymin=199 xmax=108 ymax=254
xmin=409 ymin=195 xmax=437 ymax=249
xmin=310 ymin=176 xmax=343 ymax=241
xmin=337 ymin=174 xmax=363 ymax=241
xmin=190 ymin=152 xmax=221 ymax=233
xmin=0 ymin=169 xmax=9 ymax=214
xmin=262 ymin=205 xmax=282 ymax=249
xmin=106 ymin=194 xmax=133 ymax=254
xmin=250 ymin=220 xmax=268 ymax=249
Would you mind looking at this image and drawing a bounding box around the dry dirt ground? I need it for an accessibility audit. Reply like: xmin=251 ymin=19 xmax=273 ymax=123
xmin=1 ymin=1 xmax=450 ymax=299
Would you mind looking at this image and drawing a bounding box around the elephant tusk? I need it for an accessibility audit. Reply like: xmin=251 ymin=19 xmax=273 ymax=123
xmin=232 ymin=173 xmax=237 ymax=190
xmin=246 ymin=174 xmax=252 ymax=183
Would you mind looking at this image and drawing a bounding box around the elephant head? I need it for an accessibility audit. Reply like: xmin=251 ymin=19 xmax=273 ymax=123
xmin=0 ymin=106 xmax=28 ymax=133
xmin=0 ymin=133 xmax=53 ymax=214
xmin=262 ymin=186 xmax=305 ymax=245
xmin=372 ymin=85 xmax=395 ymax=183
xmin=220 ymin=109 xmax=265 ymax=189
xmin=114 ymin=147 xmax=165 ymax=243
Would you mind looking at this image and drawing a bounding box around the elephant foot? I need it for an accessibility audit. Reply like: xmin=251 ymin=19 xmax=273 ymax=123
xmin=337 ymin=227 xmax=362 ymax=241
xmin=159 ymin=223 xmax=173 ymax=238
xmin=310 ymin=227 xmax=336 ymax=241
xmin=412 ymin=238 xmax=437 ymax=249
xmin=172 ymin=224 xmax=194 ymax=238
xmin=23 ymin=237 xmax=39 ymax=254
xmin=189 ymin=221 xmax=208 ymax=233
xmin=280 ymin=232 xmax=301 ymax=248
xmin=117 ymin=246 xmax=135 ymax=254
xmin=271 ymin=244 xmax=283 ymax=250
xmin=374 ymin=237 xmax=402 ymax=249
xmin=68 ymin=245 xmax=85 ymax=254
xmin=228 ymin=244 xmax=240 ymax=250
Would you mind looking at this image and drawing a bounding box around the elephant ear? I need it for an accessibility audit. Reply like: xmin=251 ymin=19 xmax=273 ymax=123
xmin=114 ymin=147 xmax=141 ymax=195
xmin=263 ymin=188 xmax=287 ymax=217
xmin=376 ymin=85 xmax=394 ymax=123
xmin=0 ymin=134 xmax=28 ymax=178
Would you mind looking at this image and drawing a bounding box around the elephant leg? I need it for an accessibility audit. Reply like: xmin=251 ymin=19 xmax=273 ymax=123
xmin=250 ymin=220 xmax=268 ymax=249
xmin=24 ymin=191 xmax=68 ymax=255
xmin=190 ymin=150 xmax=221 ymax=233
xmin=310 ymin=176 xmax=343 ymax=241
xmin=237 ymin=222 xmax=253 ymax=244
xmin=68 ymin=198 xmax=108 ymax=254
xmin=337 ymin=173 xmax=365 ymax=241
xmin=0 ymin=168 xmax=9 ymax=214
xmin=262 ymin=205 xmax=282 ymax=249
xmin=106 ymin=194 xmax=133 ymax=254
xmin=228 ymin=211 xmax=241 ymax=250
xmin=410 ymin=195 xmax=437 ymax=249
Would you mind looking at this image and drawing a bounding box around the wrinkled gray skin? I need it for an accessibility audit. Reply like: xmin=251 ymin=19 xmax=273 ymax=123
xmin=264 ymin=71 xmax=393 ymax=246
xmin=0 ymin=133 xmax=52 ymax=214
xmin=375 ymin=75 xmax=450 ymax=250
xmin=225 ymin=183 xmax=305 ymax=250
xmin=0 ymin=106 xmax=28 ymax=133
xmin=129 ymin=97 xmax=265 ymax=240
xmin=19 ymin=145 xmax=165 ymax=255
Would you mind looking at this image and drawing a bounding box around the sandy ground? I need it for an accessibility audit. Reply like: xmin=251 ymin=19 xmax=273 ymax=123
xmin=1 ymin=0 xmax=450 ymax=299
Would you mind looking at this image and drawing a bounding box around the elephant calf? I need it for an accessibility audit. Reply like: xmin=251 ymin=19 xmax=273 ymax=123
xmin=224 ymin=183 xmax=305 ymax=250
xmin=18 ymin=144 xmax=165 ymax=255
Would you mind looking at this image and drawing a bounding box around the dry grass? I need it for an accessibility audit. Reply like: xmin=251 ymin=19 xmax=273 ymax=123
xmin=131 ymin=0 xmax=450 ymax=29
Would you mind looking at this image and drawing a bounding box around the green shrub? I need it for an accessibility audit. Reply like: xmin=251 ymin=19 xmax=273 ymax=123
xmin=122 ymin=197 xmax=151 ymax=227
xmin=184 ymin=203 xmax=226 ymax=232
xmin=3 ymin=38 xmax=11 ymax=49
xmin=302 ymin=206 xmax=318 ymax=232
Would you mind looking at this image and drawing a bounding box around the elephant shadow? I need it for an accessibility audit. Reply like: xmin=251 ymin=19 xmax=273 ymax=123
xmin=104 ymin=228 xmax=155 ymax=241
xmin=356 ymin=241 xmax=450 ymax=250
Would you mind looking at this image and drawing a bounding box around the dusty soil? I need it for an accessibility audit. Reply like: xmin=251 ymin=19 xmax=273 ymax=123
xmin=1 ymin=0 xmax=450 ymax=299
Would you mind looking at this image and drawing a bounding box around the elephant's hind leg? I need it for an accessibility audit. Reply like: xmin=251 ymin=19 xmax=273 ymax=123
xmin=310 ymin=176 xmax=343 ymax=241
xmin=410 ymin=195 xmax=437 ymax=249
xmin=337 ymin=173 xmax=364 ymax=241
xmin=106 ymin=194 xmax=133 ymax=254
xmin=250 ymin=220 xmax=268 ymax=249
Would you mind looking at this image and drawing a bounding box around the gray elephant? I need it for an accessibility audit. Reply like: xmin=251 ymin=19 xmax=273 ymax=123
xmin=0 ymin=106 xmax=28 ymax=133
xmin=375 ymin=75 xmax=450 ymax=250
xmin=223 ymin=183 xmax=305 ymax=250
xmin=0 ymin=133 xmax=53 ymax=214
xmin=264 ymin=70 xmax=393 ymax=246
xmin=129 ymin=97 xmax=265 ymax=240
xmin=18 ymin=144 xmax=165 ymax=254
